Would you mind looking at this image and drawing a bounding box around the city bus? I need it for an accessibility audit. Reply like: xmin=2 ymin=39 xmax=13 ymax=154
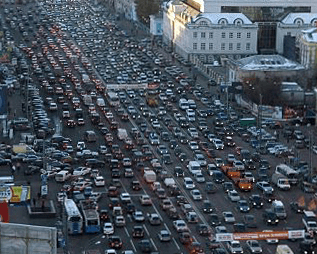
xmin=106 ymin=91 xmax=120 ymax=107
xmin=82 ymin=209 xmax=101 ymax=233
xmin=146 ymin=83 xmax=159 ymax=107
xmin=64 ymin=199 xmax=83 ymax=235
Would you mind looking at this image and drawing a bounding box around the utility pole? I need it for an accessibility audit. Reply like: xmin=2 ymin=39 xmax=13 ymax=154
xmin=259 ymin=93 xmax=263 ymax=149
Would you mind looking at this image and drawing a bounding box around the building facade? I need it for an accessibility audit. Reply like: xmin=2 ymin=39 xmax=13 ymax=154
xmin=298 ymin=28 xmax=317 ymax=69
xmin=163 ymin=0 xmax=317 ymax=61
xmin=163 ymin=1 xmax=258 ymax=63
xmin=114 ymin=0 xmax=137 ymax=21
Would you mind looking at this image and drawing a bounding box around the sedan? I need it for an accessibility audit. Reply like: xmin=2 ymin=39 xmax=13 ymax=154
xmin=190 ymin=189 xmax=202 ymax=201
xmin=158 ymin=230 xmax=171 ymax=242
xmin=108 ymin=236 xmax=123 ymax=249
xmin=138 ymin=239 xmax=153 ymax=253
xmin=237 ymin=200 xmax=251 ymax=212
xmin=103 ymin=222 xmax=114 ymax=235
xmin=133 ymin=211 xmax=145 ymax=222
xmin=246 ymin=240 xmax=262 ymax=253
xmin=223 ymin=211 xmax=236 ymax=223
xmin=228 ymin=190 xmax=240 ymax=202
xmin=256 ymin=181 xmax=274 ymax=194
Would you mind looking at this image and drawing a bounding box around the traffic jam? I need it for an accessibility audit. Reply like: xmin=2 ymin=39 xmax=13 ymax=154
xmin=1 ymin=0 xmax=317 ymax=253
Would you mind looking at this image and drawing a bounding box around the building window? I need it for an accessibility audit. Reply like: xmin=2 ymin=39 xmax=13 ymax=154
xmin=209 ymin=43 xmax=213 ymax=50
xmin=247 ymin=32 xmax=251 ymax=39
xmin=209 ymin=32 xmax=213 ymax=38
xmin=222 ymin=32 xmax=225 ymax=39
xmin=237 ymin=43 xmax=241 ymax=50
xmin=199 ymin=21 xmax=207 ymax=26
xmin=237 ymin=32 xmax=241 ymax=39
xmin=229 ymin=43 xmax=233 ymax=50
xmin=229 ymin=32 xmax=233 ymax=39
xmin=193 ymin=32 xmax=197 ymax=38
xmin=221 ymin=43 xmax=225 ymax=50
xmin=201 ymin=43 xmax=206 ymax=50
xmin=246 ymin=43 xmax=250 ymax=50
xmin=193 ymin=43 xmax=197 ymax=50
xmin=287 ymin=32 xmax=291 ymax=36
xmin=201 ymin=32 xmax=206 ymax=38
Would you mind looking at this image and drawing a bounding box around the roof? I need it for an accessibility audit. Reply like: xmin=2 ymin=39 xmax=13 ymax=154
xmin=236 ymin=55 xmax=304 ymax=71
xmin=193 ymin=13 xmax=253 ymax=25
xmin=281 ymin=13 xmax=317 ymax=24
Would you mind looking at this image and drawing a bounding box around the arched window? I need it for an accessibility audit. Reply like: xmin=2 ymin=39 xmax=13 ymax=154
xmin=218 ymin=18 xmax=228 ymax=26
xmin=234 ymin=18 xmax=243 ymax=26
xmin=294 ymin=18 xmax=303 ymax=26
xmin=311 ymin=18 xmax=317 ymax=27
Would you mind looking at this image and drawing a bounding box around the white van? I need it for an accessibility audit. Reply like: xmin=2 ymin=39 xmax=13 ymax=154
xmin=84 ymin=130 xmax=97 ymax=142
xmin=275 ymin=164 xmax=298 ymax=185
xmin=188 ymin=161 xmax=201 ymax=175
xmin=55 ymin=170 xmax=71 ymax=182
xmin=179 ymin=98 xmax=189 ymax=110
xmin=272 ymin=200 xmax=287 ymax=219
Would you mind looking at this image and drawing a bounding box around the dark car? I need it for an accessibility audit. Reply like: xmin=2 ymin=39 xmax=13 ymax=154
xmin=262 ymin=209 xmax=279 ymax=225
xmin=138 ymin=239 xmax=153 ymax=253
xmin=233 ymin=223 xmax=246 ymax=233
xmin=108 ymin=235 xmax=123 ymax=249
xmin=244 ymin=214 xmax=257 ymax=228
xmin=222 ymin=182 xmax=234 ymax=193
xmin=174 ymin=166 xmax=184 ymax=177
xmin=132 ymin=225 xmax=144 ymax=238
xmin=131 ymin=180 xmax=141 ymax=191
xmin=205 ymin=181 xmax=217 ymax=194
xmin=209 ymin=213 xmax=221 ymax=226
xmin=202 ymin=200 xmax=213 ymax=213
xmin=300 ymin=240 xmax=315 ymax=254
xmin=249 ymin=194 xmax=264 ymax=208
xmin=290 ymin=201 xmax=306 ymax=213
xmin=196 ymin=223 xmax=211 ymax=236
xmin=99 ymin=209 xmax=110 ymax=222
xmin=179 ymin=232 xmax=193 ymax=245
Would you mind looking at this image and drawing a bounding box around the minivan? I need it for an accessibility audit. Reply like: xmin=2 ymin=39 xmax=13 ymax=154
xmin=272 ymin=200 xmax=287 ymax=219
xmin=55 ymin=170 xmax=71 ymax=182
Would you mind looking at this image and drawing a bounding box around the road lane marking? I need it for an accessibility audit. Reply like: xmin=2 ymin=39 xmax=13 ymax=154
xmin=172 ymin=238 xmax=180 ymax=250
xmin=143 ymin=224 xmax=150 ymax=236
xmin=124 ymin=227 xmax=130 ymax=237
xmin=130 ymin=239 xmax=136 ymax=252
xmin=150 ymin=238 xmax=158 ymax=251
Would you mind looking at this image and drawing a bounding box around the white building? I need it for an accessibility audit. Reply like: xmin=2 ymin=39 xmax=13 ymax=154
xmin=298 ymin=28 xmax=317 ymax=69
xmin=150 ymin=13 xmax=163 ymax=36
xmin=163 ymin=0 xmax=317 ymax=61
xmin=276 ymin=13 xmax=317 ymax=55
xmin=163 ymin=0 xmax=258 ymax=62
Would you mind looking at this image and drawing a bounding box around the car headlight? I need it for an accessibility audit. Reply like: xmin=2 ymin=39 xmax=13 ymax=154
xmin=276 ymin=219 xmax=279 ymax=222
xmin=253 ymin=202 xmax=256 ymax=205
xmin=268 ymin=220 xmax=271 ymax=222
xmin=261 ymin=203 xmax=263 ymax=205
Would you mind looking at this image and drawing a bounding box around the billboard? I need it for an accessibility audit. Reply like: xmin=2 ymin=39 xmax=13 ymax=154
xmin=0 ymin=186 xmax=31 ymax=203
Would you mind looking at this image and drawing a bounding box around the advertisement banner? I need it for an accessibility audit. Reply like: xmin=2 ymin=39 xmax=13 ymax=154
xmin=216 ymin=233 xmax=233 ymax=242
xmin=233 ymin=231 xmax=289 ymax=241
xmin=10 ymin=186 xmax=31 ymax=203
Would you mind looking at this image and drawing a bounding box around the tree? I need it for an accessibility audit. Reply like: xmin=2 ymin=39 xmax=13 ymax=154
xmin=135 ymin=0 xmax=160 ymax=23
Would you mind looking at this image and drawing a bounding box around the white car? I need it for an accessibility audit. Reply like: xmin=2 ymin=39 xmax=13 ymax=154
xmin=227 ymin=240 xmax=243 ymax=254
xmin=188 ymin=141 xmax=199 ymax=150
xmin=103 ymin=222 xmax=114 ymax=235
xmin=120 ymin=193 xmax=131 ymax=203
xmin=194 ymin=172 xmax=205 ymax=183
xmin=73 ymin=167 xmax=91 ymax=176
xmin=190 ymin=189 xmax=202 ymax=200
xmin=139 ymin=195 xmax=152 ymax=206
xmin=173 ymin=219 xmax=189 ymax=232
xmin=223 ymin=211 xmax=236 ymax=223
xmin=233 ymin=160 xmax=245 ymax=171
xmin=212 ymin=139 xmax=224 ymax=150
xmin=105 ymin=250 xmax=117 ymax=254
xmin=246 ymin=240 xmax=262 ymax=253
xmin=184 ymin=177 xmax=195 ymax=189
xmin=227 ymin=154 xmax=236 ymax=163
xmin=228 ymin=190 xmax=241 ymax=202
xmin=133 ymin=211 xmax=145 ymax=222
xmin=94 ymin=176 xmax=105 ymax=187
xmin=256 ymin=181 xmax=274 ymax=194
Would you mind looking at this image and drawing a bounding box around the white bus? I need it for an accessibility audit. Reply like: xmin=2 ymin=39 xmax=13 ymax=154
xmin=106 ymin=91 xmax=120 ymax=107
xmin=64 ymin=199 xmax=83 ymax=235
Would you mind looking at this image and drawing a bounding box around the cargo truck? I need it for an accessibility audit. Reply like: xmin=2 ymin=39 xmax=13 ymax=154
xmin=143 ymin=170 xmax=157 ymax=183
xmin=271 ymin=173 xmax=291 ymax=190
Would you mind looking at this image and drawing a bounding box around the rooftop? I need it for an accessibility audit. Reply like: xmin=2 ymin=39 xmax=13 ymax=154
xmin=281 ymin=13 xmax=317 ymax=25
xmin=236 ymin=55 xmax=304 ymax=71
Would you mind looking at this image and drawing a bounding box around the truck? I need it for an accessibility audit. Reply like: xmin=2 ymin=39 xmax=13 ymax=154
xmin=117 ymin=128 xmax=128 ymax=141
xmin=275 ymin=245 xmax=294 ymax=254
xmin=302 ymin=210 xmax=317 ymax=233
xmin=239 ymin=118 xmax=256 ymax=127
xmin=143 ymin=169 xmax=157 ymax=183
xmin=271 ymin=173 xmax=291 ymax=190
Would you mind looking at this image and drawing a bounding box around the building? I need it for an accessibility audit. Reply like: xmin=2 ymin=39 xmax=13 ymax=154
xmin=150 ymin=13 xmax=163 ymax=37
xmin=280 ymin=82 xmax=305 ymax=106
xmin=163 ymin=0 xmax=317 ymax=61
xmin=114 ymin=0 xmax=137 ymax=21
xmin=163 ymin=1 xmax=258 ymax=63
xmin=298 ymin=28 xmax=317 ymax=69
xmin=228 ymin=55 xmax=305 ymax=83
xmin=276 ymin=13 xmax=317 ymax=55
